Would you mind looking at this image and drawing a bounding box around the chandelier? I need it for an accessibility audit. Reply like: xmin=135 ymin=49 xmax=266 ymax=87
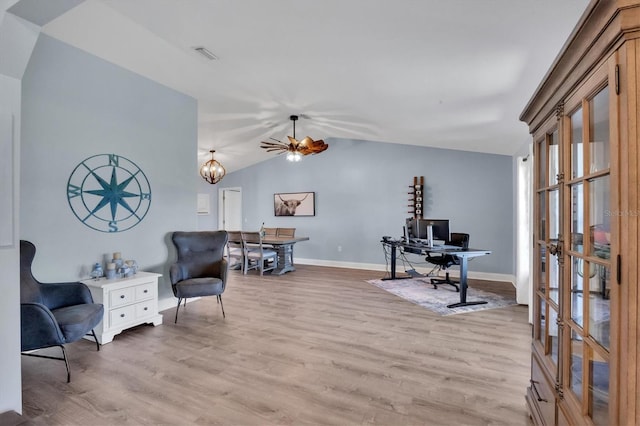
xmin=200 ymin=150 xmax=226 ymax=184
xmin=260 ymin=115 xmax=329 ymax=162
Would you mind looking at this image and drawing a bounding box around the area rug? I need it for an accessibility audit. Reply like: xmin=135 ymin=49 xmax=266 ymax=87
xmin=366 ymin=278 xmax=517 ymax=316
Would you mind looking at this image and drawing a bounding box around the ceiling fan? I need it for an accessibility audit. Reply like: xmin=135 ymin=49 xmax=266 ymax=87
xmin=260 ymin=115 xmax=329 ymax=161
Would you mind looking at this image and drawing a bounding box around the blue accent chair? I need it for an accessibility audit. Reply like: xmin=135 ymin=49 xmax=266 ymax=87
xmin=170 ymin=231 xmax=229 ymax=323
xmin=20 ymin=240 xmax=104 ymax=382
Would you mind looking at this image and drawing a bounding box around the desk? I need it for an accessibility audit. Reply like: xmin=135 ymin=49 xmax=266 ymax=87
xmin=382 ymin=240 xmax=491 ymax=308
xmin=263 ymin=236 xmax=309 ymax=275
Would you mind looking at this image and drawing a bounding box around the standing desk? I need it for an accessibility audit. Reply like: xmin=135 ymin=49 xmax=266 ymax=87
xmin=381 ymin=239 xmax=491 ymax=308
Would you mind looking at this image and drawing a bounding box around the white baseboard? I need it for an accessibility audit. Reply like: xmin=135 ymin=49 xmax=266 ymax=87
xmin=295 ymin=258 xmax=516 ymax=287
xmin=158 ymin=296 xmax=200 ymax=313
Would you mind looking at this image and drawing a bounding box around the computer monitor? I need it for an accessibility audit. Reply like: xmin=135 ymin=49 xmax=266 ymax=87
xmin=406 ymin=218 xmax=450 ymax=241
xmin=423 ymin=219 xmax=450 ymax=242
xmin=405 ymin=217 xmax=419 ymax=239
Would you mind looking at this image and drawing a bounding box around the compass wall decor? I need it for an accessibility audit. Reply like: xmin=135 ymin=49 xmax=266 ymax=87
xmin=67 ymin=154 xmax=151 ymax=233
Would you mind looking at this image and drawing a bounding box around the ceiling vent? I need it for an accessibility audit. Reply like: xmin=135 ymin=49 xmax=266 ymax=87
xmin=193 ymin=47 xmax=218 ymax=60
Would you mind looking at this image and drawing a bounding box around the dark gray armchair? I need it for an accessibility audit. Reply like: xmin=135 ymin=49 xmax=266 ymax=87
xmin=20 ymin=240 xmax=104 ymax=382
xmin=170 ymin=231 xmax=229 ymax=323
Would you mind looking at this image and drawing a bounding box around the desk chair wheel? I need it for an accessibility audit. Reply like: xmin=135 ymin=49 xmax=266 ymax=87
xmin=431 ymin=272 xmax=460 ymax=292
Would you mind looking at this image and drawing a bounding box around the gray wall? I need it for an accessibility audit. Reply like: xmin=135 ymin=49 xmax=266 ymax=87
xmin=220 ymin=138 xmax=514 ymax=275
xmin=0 ymin=2 xmax=41 ymax=413
xmin=20 ymin=35 xmax=198 ymax=303
xmin=0 ymin=71 xmax=23 ymax=416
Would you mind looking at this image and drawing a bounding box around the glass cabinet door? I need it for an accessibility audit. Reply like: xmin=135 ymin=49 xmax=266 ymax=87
xmin=564 ymin=72 xmax=612 ymax=425
xmin=532 ymin=57 xmax=616 ymax=425
xmin=534 ymin=127 xmax=562 ymax=372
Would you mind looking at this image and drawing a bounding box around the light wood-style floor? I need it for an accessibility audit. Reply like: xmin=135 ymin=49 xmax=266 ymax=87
xmin=12 ymin=265 xmax=532 ymax=425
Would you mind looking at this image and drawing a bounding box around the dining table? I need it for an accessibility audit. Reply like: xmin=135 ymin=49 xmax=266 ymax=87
xmin=261 ymin=236 xmax=309 ymax=275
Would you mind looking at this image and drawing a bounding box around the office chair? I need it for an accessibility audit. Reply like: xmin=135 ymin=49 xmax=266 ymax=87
xmin=426 ymin=232 xmax=469 ymax=292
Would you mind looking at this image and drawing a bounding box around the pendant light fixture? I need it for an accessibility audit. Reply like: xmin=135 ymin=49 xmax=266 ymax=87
xmin=200 ymin=150 xmax=226 ymax=184
xmin=260 ymin=115 xmax=329 ymax=161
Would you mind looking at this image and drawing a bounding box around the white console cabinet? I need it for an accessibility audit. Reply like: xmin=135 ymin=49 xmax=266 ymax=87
xmin=82 ymin=271 xmax=163 ymax=344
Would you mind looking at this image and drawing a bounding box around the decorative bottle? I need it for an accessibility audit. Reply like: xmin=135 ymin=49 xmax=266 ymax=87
xmin=106 ymin=262 xmax=117 ymax=280
xmin=112 ymin=252 xmax=124 ymax=269
xmin=260 ymin=222 xmax=265 ymax=238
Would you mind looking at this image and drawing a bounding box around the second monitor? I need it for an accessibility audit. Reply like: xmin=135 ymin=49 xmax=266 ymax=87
xmin=407 ymin=218 xmax=450 ymax=242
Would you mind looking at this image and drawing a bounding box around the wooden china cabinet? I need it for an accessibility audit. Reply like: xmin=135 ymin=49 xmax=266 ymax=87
xmin=520 ymin=1 xmax=640 ymax=424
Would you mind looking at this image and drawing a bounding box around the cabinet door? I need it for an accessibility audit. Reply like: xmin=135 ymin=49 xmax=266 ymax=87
xmin=562 ymin=58 xmax=616 ymax=426
xmin=533 ymin=113 xmax=564 ymax=415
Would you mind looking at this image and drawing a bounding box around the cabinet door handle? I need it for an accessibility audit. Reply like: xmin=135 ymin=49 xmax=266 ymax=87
xmin=530 ymin=380 xmax=548 ymax=402
xmin=120 ymin=313 xmax=125 ymax=318
xmin=144 ymin=289 xmax=148 ymax=293
xmin=120 ymin=295 xmax=125 ymax=299
xmin=144 ymin=307 xmax=148 ymax=311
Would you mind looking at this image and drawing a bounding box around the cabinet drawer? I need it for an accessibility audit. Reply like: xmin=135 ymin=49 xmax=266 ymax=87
xmin=110 ymin=305 xmax=136 ymax=327
xmin=135 ymin=300 xmax=156 ymax=318
xmin=135 ymin=282 xmax=156 ymax=301
xmin=110 ymin=287 xmax=135 ymax=307
xmin=529 ymin=354 xmax=556 ymax=425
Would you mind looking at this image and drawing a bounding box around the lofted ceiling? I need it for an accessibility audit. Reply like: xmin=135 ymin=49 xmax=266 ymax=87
xmin=37 ymin=0 xmax=590 ymax=172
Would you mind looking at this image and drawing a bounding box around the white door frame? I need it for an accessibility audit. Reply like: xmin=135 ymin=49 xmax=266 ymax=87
xmin=218 ymin=187 xmax=242 ymax=230
xmin=516 ymin=148 xmax=533 ymax=321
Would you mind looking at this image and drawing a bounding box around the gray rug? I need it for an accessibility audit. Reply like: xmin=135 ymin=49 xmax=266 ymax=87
xmin=366 ymin=277 xmax=517 ymax=316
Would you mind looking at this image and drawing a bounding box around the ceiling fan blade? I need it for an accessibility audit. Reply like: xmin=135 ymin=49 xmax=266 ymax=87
xmin=260 ymin=141 xmax=288 ymax=149
xmin=287 ymin=135 xmax=301 ymax=147
xmin=312 ymin=139 xmax=328 ymax=152
xmin=300 ymin=138 xmax=329 ymax=155
xmin=298 ymin=136 xmax=314 ymax=146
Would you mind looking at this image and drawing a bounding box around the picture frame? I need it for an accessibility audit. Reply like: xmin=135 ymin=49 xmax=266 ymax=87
xmin=274 ymin=192 xmax=315 ymax=217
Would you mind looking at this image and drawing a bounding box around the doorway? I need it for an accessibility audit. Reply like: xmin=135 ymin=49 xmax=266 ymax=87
xmin=218 ymin=187 xmax=242 ymax=230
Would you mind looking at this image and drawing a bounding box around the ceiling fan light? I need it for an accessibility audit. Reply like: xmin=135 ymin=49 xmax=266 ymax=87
xmin=260 ymin=115 xmax=328 ymax=161
xmin=286 ymin=151 xmax=301 ymax=162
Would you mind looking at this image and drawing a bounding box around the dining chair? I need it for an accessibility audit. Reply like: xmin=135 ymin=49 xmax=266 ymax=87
xmin=241 ymin=231 xmax=278 ymax=275
xmin=264 ymin=227 xmax=277 ymax=238
xmin=226 ymin=230 xmax=244 ymax=271
xmin=276 ymin=227 xmax=296 ymax=238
